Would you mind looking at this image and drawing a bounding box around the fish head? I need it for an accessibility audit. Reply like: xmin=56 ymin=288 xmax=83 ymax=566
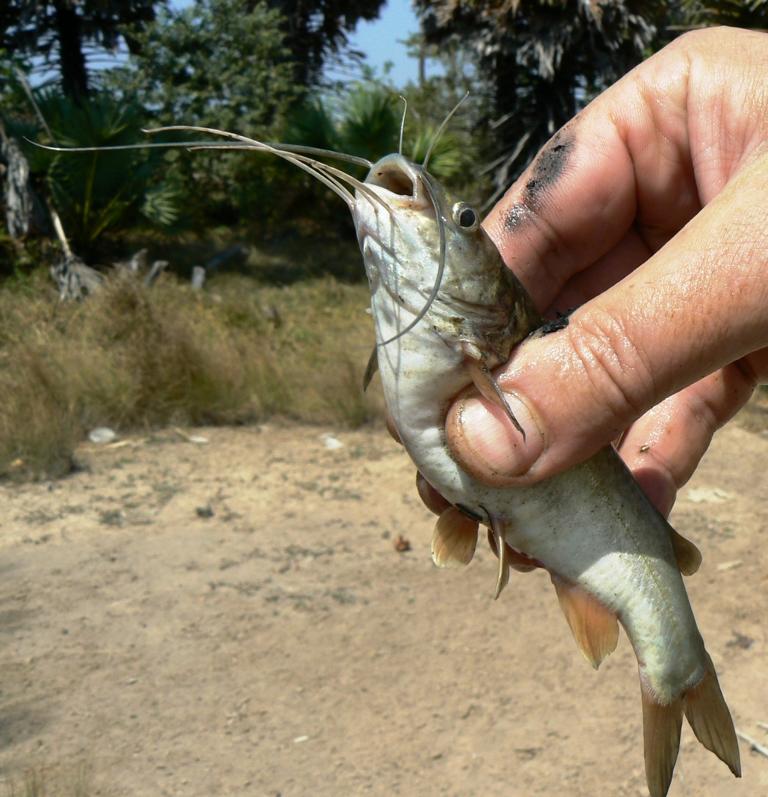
xmin=355 ymin=154 xmax=538 ymax=358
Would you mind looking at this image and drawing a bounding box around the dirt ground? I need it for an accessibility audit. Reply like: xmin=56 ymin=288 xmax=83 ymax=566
xmin=1 ymin=419 xmax=766 ymax=796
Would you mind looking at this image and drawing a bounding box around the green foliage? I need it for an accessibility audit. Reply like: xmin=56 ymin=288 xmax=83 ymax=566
xmin=108 ymin=0 xmax=300 ymax=135
xmin=0 ymin=1 xmax=158 ymax=98
xmin=103 ymin=0 xmax=303 ymax=231
xmin=263 ymin=0 xmax=386 ymax=87
xmin=339 ymin=84 xmax=401 ymax=161
xmin=398 ymin=37 xmax=490 ymax=202
xmin=407 ymin=126 xmax=464 ymax=182
xmin=14 ymin=89 xmax=179 ymax=252
xmin=284 ymin=82 xmax=470 ymax=182
xmin=681 ymin=0 xmax=768 ymax=26
xmin=276 ymin=81 xmax=476 ymax=242
xmin=415 ymin=0 xmax=675 ymax=204
xmin=0 ymin=48 xmax=32 ymax=108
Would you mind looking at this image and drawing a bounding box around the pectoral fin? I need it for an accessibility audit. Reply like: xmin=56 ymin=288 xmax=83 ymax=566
xmin=464 ymin=352 xmax=526 ymax=440
xmin=431 ymin=507 xmax=478 ymax=568
xmin=551 ymin=575 xmax=619 ymax=670
xmin=669 ymin=528 xmax=702 ymax=576
xmin=362 ymin=346 xmax=378 ymax=392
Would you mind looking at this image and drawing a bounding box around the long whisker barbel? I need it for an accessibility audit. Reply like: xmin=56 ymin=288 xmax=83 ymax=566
xmin=398 ymin=95 xmax=408 ymax=156
xmin=148 ymin=125 xmax=374 ymax=169
xmin=146 ymin=125 xmax=389 ymax=206
xmin=31 ymin=125 xmax=388 ymax=213
xmin=423 ymin=92 xmax=469 ymax=171
xmin=186 ymin=142 xmax=356 ymax=208
xmin=195 ymin=142 xmax=390 ymax=213
xmin=30 ymin=137 xmax=372 ymax=169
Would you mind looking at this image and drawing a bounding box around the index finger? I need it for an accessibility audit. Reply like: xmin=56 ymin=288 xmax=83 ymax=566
xmin=483 ymin=28 xmax=767 ymax=312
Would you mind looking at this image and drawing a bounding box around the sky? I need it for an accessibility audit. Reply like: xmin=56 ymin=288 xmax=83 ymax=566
xmin=344 ymin=0 xmax=422 ymax=86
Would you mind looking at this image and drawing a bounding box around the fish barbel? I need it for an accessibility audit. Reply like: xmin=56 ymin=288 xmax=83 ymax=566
xmin=38 ymin=125 xmax=742 ymax=797
xmin=355 ymin=153 xmax=741 ymax=797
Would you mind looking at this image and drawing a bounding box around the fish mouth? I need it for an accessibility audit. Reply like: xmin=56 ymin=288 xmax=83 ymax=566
xmin=365 ymin=155 xmax=431 ymax=210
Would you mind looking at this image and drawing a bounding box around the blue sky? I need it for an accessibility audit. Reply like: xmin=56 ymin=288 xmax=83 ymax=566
xmin=345 ymin=0 xmax=421 ymax=85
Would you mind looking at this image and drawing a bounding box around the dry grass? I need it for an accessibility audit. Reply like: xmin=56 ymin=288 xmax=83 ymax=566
xmin=4 ymin=264 xmax=763 ymax=483
xmin=0 ymin=269 xmax=382 ymax=480
xmin=2 ymin=763 xmax=91 ymax=797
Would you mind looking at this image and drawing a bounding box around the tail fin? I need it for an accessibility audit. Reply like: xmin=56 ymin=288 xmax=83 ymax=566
xmin=641 ymin=685 xmax=683 ymax=797
xmin=683 ymin=656 xmax=741 ymax=777
xmin=640 ymin=657 xmax=740 ymax=797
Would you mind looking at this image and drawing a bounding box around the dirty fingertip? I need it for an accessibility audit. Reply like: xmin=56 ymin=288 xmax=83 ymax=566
xmin=416 ymin=471 xmax=451 ymax=516
xmin=447 ymin=395 xmax=544 ymax=481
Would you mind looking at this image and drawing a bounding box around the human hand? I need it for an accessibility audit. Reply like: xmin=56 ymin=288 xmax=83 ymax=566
xmin=444 ymin=27 xmax=768 ymax=517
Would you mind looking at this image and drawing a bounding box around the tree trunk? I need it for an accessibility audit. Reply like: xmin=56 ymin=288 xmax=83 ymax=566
xmin=0 ymin=121 xmax=47 ymax=238
xmin=52 ymin=0 xmax=89 ymax=100
xmin=1 ymin=126 xmax=33 ymax=239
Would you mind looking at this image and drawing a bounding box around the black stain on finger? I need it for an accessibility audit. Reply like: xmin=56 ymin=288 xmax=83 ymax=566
xmin=523 ymin=131 xmax=575 ymax=211
xmin=503 ymin=202 xmax=532 ymax=232
xmin=531 ymin=308 xmax=575 ymax=337
xmin=501 ymin=121 xmax=578 ymax=234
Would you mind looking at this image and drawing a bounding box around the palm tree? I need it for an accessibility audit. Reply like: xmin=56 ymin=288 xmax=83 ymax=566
xmin=415 ymin=0 xmax=674 ymax=207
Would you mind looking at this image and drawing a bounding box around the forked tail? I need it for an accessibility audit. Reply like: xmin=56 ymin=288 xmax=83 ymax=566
xmin=640 ymin=654 xmax=740 ymax=797
xmin=551 ymin=576 xmax=740 ymax=797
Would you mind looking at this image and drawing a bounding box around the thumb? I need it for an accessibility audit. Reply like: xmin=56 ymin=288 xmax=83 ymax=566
xmin=446 ymin=155 xmax=768 ymax=485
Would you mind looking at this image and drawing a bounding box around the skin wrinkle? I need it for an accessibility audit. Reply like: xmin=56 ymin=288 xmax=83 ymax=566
xmin=732 ymin=354 xmax=759 ymax=390
xmin=684 ymin=30 xmax=765 ymax=202
xmin=565 ymin=306 xmax=657 ymax=428
xmin=620 ymin=60 xmax=698 ymax=253
xmin=552 ymin=229 xmax=653 ymax=312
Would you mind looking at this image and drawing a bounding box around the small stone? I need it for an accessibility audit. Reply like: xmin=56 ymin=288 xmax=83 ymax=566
xmin=321 ymin=434 xmax=344 ymax=450
xmin=89 ymin=427 xmax=117 ymax=444
xmin=393 ymin=535 xmax=411 ymax=553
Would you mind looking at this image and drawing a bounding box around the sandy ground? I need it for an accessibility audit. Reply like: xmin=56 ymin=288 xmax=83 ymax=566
xmin=1 ymin=419 xmax=766 ymax=796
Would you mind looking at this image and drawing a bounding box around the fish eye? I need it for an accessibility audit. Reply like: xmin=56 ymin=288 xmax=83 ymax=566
xmin=452 ymin=202 xmax=479 ymax=231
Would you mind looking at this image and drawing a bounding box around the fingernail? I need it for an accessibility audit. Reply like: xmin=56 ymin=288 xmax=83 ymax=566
xmin=458 ymin=393 xmax=544 ymax=477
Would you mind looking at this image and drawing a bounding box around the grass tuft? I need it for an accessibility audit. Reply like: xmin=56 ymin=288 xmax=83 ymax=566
xmin=2 ymin=762 xmax=92 ymax=797
xmin=0 ymin=269 xmax=382 ymax=480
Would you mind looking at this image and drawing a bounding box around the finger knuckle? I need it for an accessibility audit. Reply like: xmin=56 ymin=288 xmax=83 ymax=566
xmin=672 ymin=26 xmax=726 ymax=53
xmin=566 ymin=308 xmax=656 ymax=425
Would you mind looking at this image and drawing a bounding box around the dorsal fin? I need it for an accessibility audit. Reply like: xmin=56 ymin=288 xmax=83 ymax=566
xmin=669 ymin=527 xmax=702 ymax=576
xmin=551 ymin=575 xmax=619 ymax=669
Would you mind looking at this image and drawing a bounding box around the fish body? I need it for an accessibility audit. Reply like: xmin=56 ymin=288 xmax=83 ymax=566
xmin=355 ymin=154 xmax=740 ymax=797
xmin=43 ymin=129 xmax=742 ymax=797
